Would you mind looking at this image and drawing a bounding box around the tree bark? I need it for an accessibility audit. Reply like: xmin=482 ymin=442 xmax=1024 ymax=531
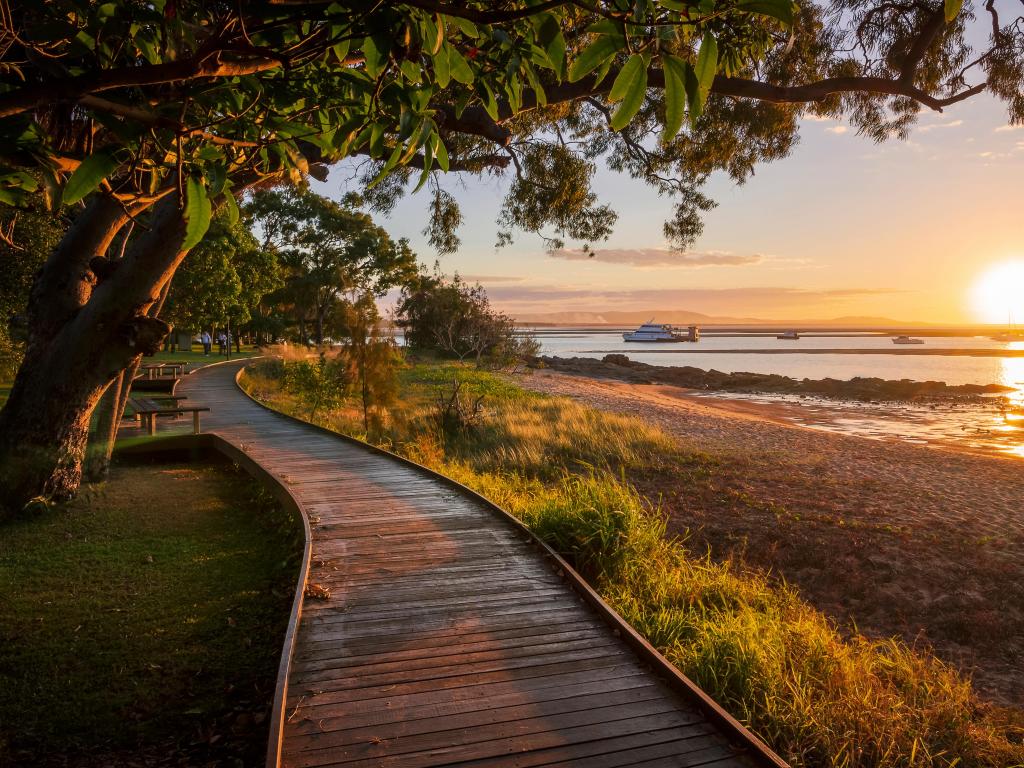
xmin=0 ymin=195 xmax=188 ymax=512
xmin=83 ymin=373 xmax=123 ymax=482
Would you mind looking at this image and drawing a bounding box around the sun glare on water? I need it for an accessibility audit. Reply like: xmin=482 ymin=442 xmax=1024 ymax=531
xmin=971 ymin=261 xmax=1024 ymax=324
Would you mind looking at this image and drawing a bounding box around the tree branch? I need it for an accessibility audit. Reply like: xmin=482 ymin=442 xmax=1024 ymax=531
xmin=0 ymin=51 xmax=282 ymax=119
xmin=899 ymin=5 xmax=948 ymax=84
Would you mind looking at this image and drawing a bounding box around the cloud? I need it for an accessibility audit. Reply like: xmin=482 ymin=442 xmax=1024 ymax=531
xmin=825 ymin=125 xmax=849 ymax=135
xmin=458 ymin=274 xmax=525 ymax=284
xmin=481 ymin=284 xmax=905 ymax=313
xmin=994 ymin=124 xmax=1023 ymax=132
xmin=802 ymin=114 xmax=833 ymax=122
xmin=550 ymin=248 xmax=764 ymax=268
xmin=918 ymin=119 xmax=963 ymax=132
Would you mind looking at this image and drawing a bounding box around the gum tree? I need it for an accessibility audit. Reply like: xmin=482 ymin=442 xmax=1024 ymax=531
xmin=0 ymin=1 xmax=1020 ymax=509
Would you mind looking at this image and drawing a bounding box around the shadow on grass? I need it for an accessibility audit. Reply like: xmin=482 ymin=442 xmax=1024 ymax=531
xmin=0 ymin=455 xmax=301 ymax=766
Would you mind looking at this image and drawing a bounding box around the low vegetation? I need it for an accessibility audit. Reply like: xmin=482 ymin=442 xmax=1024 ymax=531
xmin=0 ymin=460 xmax=301 ymax=765
xmin=241 ymin=352 xmax=1024 ymax=768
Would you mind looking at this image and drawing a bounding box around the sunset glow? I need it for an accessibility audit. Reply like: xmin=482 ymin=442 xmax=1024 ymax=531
xmin=971 ymin=261 xmax=1024 ymax=324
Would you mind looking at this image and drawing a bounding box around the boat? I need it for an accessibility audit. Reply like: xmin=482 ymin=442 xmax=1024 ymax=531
xmin=991 ymin=313 xmax=1023 ymax=342
xmin=892 ymin=335 xmax=925 ymax=344
xmin=622 ymin=321 xmax=700 ymax=342
xmin=777 ymin=330 xmax=800 ymax=340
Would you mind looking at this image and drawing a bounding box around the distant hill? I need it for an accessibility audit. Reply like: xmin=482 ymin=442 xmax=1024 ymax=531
xmin=514 ymin=310 xmax=929 ymax=326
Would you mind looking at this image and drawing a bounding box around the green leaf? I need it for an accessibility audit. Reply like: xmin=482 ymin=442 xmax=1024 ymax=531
xmin=332 ymin=38 xmax=351 ymax=63
xmin=691 ymin=32 xmax=718 ymax=122
xmin=447 ymin=46 xmax=474 ymax=85
xmin=62 ymin=151 xmax=117 ymax=205
xmin=661 ymin=54 xmax=689 ymax=141
xmin=609 ymin=55 xmax=648 ymax=131
xmin=413 ymin=166 xmax=431 ymax=193
xmin=446 ymin=15 xmax=478 ymax=38
xmin=568 ymin=35 xmax=621 ymax=83
xmin=223 ymin=192 xmax=240 ymax=226
xmin=536 ymin=15 xmax=566 ymax=75
xmin=609 ymin=54 xmax=645 ymax=103
xmin=433 ymin=45 xmax=451 ymax=87
xmin=479 ymin=80 xmax=500 ymax=121
xmin=182 ymin=177 xmax=212 ymax=251
xmin=944 ymin=0 xmax=962 ymax=23
xmin=737 ymin=0 xmax=794 ymax=25
xmin=362 ymin=35 xmax=387 ymax=78
xmin=433 ymin=134 xmax=450 ymax=172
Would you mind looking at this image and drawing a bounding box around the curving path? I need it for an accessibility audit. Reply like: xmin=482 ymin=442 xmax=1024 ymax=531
xmin=178 ymin=361 xmax=786 ymax=768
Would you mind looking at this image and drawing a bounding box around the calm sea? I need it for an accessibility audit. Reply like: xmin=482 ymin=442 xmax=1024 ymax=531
xmin=528 ymin=328 xmax=1024 ymax=457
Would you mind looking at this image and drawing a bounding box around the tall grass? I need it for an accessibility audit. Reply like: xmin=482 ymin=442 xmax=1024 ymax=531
xmin=240 ymin=358 xmax=1024 ymax=768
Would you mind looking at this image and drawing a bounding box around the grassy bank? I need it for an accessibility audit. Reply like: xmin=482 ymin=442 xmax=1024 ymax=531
xmin=241 ymin=353 xmax=1024 ymax=768
xmin=0 ymin=459 xmax=301 ymax=766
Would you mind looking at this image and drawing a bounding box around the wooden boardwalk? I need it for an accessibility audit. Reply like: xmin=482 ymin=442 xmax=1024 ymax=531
xmin=178 ymin=361 xmax=786 ymax=768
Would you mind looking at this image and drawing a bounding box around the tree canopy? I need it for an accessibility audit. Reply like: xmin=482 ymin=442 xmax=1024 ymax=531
xmin=1 ymin=0 xmax=1021 ymax=506
xmin=1 ymin=1 xmax=1019 ymax=251
xmin=246 ymin=187 xmax=418 ymax=343
xmin=162 ymin=212 xmax=280 ymax=333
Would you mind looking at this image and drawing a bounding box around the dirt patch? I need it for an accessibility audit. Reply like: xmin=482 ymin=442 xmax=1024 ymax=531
xmin=518 ymin=370 xmax=1024 ymax=707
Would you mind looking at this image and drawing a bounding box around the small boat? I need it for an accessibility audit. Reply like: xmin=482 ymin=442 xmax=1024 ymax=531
xmin=892 ymin=335 xmax=925 ymax=344
xmin=777 ymin=330 xmax=800 ymax=340
xmin=991 ymin=331 xmax=1024 ymax=342
xmin=623 ymin=321 xmax=699 ymax=342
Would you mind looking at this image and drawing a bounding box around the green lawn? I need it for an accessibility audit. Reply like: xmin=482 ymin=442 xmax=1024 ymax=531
xmin=0 ymin=460 xmax=301 ymax=765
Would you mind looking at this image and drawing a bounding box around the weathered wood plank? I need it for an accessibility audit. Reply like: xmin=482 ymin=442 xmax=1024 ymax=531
xmin=177 ymin=362 xmax=776 ymax=768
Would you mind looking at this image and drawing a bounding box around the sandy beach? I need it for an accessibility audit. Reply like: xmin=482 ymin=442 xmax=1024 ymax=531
xmin=517 ymin=370 xmax=1024 ymax=707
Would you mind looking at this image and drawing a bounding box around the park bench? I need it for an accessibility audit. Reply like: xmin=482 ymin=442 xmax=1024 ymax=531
xmin=139 ymin=362 xmax=187 ymax=378
xmin=127 ymin=395 xmax=209 ymax=436
xmin=131 ymin=375 xmax=181 ymax=395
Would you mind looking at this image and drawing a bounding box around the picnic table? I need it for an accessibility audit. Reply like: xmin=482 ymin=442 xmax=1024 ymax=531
xmin=127 ymin=394 xmax=209 ymax=435
xmin=139 ymin=361 xmax=187 ymax=378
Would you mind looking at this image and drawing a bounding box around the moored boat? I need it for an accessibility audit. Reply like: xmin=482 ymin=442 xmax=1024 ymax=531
xmin=777 ymin=330 xmax=800 ymax=340
xmin=892 ymin=335 xmax=925 ymax=344
xmin=623 ymin=321 xmax=700 ymax=342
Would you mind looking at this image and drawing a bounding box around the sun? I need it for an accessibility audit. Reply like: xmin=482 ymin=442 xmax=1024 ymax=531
xmin=971 ymin=261 xmax=1024 ymax=324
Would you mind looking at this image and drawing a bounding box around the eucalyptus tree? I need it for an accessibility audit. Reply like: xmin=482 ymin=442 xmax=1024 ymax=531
xmin=0 ymin=1 xmax=1019 ymax=508
xmin=162 ymin=213 xmax=281 ymax=338
xmin=246 ymin=188 xmax=417 ymax=344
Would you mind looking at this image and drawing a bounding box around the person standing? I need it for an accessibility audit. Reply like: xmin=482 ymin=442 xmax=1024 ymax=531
xmin=200 ymin=330 xmax=211 ymax=355
xmin=217 ymin=331 xmax=226 ymax=355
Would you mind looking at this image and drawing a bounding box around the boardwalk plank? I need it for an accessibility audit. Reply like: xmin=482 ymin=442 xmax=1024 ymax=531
xmin=178 ymin=362 xmax=773 ymax=768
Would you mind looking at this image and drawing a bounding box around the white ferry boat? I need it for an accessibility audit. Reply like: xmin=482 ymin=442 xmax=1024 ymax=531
xmin=623 ymin=322 xmax=699 ymax=342
xmin=892 ymin=335 xmax=925 ymax=344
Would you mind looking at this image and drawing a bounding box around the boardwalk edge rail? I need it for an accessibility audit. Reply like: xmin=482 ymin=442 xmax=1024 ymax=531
xmin=228 ymin=364 xmax=789 ymax=768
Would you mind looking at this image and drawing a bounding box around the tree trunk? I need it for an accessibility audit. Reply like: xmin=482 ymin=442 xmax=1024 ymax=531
xmin=0 ymin=196 xmax=188 ymax=512
xmin=82 ymin=273 xmax=172 ymax=483
xmin=83 ymin=373 xmax=123 ymax=482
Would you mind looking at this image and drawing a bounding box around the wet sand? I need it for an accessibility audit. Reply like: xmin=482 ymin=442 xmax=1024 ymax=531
xmin=517 ymin=370 xmax=1024 ymax=707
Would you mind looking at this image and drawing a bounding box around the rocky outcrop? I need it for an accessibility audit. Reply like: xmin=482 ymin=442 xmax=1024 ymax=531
xmin=531 ymin=354 xmax=1013 ymax=402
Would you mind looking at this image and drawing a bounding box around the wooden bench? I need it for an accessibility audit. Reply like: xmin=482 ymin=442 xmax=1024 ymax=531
xmin=139 ymin=362 xmax=188 ymax=378
xmin=127 ymin=395 xmax=209 ymax=436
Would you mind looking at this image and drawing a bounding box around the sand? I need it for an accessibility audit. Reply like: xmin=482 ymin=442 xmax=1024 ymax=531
xmin=517 ymin=370 xmax=1024 ymax=707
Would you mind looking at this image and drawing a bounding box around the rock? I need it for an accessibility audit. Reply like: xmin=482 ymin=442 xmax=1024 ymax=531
xmin=602 ymin=353 xmax=632 ymax=366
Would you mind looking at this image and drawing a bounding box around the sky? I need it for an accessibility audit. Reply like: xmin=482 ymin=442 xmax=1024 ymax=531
xmin=316 ymin=92 xmax=1024 ymax=324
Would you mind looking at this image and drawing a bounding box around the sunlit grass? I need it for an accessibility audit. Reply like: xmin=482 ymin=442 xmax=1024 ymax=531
xmin=239 ymin=356 xmax=1024 ymax=768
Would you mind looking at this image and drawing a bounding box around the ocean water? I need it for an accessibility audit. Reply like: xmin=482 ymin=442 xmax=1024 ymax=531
xmin=529 ymin=328 xmax=1024 ymax=458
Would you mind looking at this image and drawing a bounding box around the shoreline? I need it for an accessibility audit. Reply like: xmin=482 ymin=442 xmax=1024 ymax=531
xmin=515 ymin=369 xmax=1024 ymax=707
xmin=582 ymin=347 xmax=1024 ymax=357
